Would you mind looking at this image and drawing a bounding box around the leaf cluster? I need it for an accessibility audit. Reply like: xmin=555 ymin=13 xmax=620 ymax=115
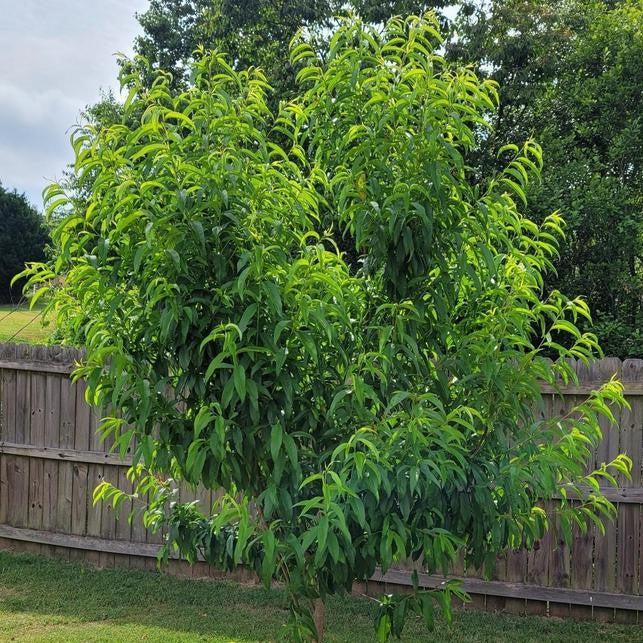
xmin=24 ymin=14 xmax=631 ymax=641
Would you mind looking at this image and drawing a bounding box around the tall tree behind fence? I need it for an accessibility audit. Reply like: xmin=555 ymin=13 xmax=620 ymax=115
xmin=0 ymin=343 xmax=642 ymax=622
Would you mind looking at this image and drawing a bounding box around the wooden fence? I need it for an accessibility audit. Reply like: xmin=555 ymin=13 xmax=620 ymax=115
xmin=0 ymin=343 xmax=642 ymax=623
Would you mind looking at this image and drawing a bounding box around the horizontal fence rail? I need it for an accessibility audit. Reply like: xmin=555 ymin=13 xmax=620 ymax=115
xmin=0 ymin=343 xmax=642 ymax=623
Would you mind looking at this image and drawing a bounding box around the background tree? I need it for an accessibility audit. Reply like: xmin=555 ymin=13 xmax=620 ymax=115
xmin=528 ymin=0 xmax=643 ymax=358
xmin=24 ymin=16 xmax=630 ymax=640
xmin=130 ymin=0 xmax=449 ymax=96
xmin=0 ymin=184 xmax=49 ymax=304
xmin=449 ymin=0 xmax=643 ymax=357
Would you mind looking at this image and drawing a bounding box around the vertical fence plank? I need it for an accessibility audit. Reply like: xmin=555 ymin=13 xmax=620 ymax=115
xmin=130 ymin=478 xmax=147 ymax=546
xmin=570 ymin=362 xmax=600 ymax=620
xmin=1 ymin=344 xmax=17 ymax=442
xmin=593 ymin=358 xmax=622 ymax=599
xmin=14 ymin=345 xmax=31 ymax=445
xmin=569 ymin=505 xmax=595 ymax=621
xmin=548 ymin=374 xmax=577 ymax=618
xmin=4 ymin=345 xmax=29 ymax=529
xmin=505 ymin=548 xmax=527 ymax=614
xmin=637 ymin=371 xmax=643 ymax=607
xmin=0 ymin=455 xmax=6 ymax=526
xmin=41 ymin=367 xmax=61 ymax=535
xmin=116 ymin=466 xmax=132 ymax=542
xmin=1 ymin=346 xmax=17 ymax=527
xmin=28 ymin=346 xmax=46 ymax=531
xmin=570 ymin=361 xmax=595 ymax=604
xmin=85 ymin=463 xmax=104 ymax=568
xmin=55 ymin=350 xmax=76 ymax=534
xmin=72 ymin=378 xmax=90 ymax=538
xmin=70 ymin=377 xmax=90 ymax=564
xmin=5 ymin=456 xmax=28 ymax=528
xmin=99 ymin=463 xmax=118 ymax=568
xmin=9 ymin=344 xmax=33 ymax=540
xmin=549 ymin=515 xmax=571 ymax=618
xmin=58 ymin=347 xmax=80 ymax=561
xmin=85 ymin=404 xmax=103 ymax=567
xmin=528 ymin=501 xmax=554 ymax=586
xmin=618 ymin=360 xmax=642 ymax=609
xmin=526 ymin=393 xmax=554 ymax=609
xmin=114 ymin=465 xmax=134 ymax=569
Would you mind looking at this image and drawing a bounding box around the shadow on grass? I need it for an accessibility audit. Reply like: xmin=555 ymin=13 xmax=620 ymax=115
xmin=0 ymin=552 xmax=638 ymax=642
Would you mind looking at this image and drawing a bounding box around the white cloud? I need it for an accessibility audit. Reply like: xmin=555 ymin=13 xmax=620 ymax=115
xmin=0 ymin=83 xmax=79 ymax=127
xmin=0 ymin=0 xmax=150 ymax=208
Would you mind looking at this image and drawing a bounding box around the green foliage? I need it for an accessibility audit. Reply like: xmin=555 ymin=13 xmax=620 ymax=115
xmin=109 ymin=0 xmax=643 ymax=357
xmin=0 ymin=183 xmax=49 ymax=304
xmin=82 ymin=89 xmax=125 ymax=130
xmin=130 ymin=0 xmax=450 ymax=97
xmin=23 ymin=15 xmax=631 ymax=641
xmin=449 ymin=0 xmax=643 ymax=357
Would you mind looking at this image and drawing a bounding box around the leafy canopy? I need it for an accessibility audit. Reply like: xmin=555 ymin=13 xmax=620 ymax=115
xmin=86 ymin=1 xmax=643 ymax=357
xmin=23 ymin=15 xmax=630 ymax=641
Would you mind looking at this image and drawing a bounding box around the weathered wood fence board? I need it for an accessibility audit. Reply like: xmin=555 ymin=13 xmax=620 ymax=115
xmin=0 ymin=343 xmax=642 ymax=622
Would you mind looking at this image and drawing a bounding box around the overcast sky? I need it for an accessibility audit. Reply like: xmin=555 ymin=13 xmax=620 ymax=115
xmin=0 ymin=0 xmax=149 ymax=208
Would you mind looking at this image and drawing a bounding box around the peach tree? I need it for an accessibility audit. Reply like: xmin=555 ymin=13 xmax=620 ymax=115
xmin=23 ymin=15 xmax=630 ymax=642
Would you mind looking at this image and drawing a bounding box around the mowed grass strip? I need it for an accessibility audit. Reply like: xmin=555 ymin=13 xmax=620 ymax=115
xmin=0 ymin=552 xmax=638 ymax=642
xmin=0 ymin=305 xmax=52 ymax=344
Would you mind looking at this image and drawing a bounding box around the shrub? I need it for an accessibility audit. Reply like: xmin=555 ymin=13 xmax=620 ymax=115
xmin=22 ymin=15 xmax=630 ymax=641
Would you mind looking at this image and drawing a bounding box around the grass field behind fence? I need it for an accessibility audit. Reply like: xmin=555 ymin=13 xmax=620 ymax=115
xmin=0 ymin=305 xmax=51 ymax=343
xmin=0 ymin=552 xmax=639 ymax=642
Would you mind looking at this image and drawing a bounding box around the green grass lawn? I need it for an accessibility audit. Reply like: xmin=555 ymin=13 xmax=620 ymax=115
xmin=0 ymin=552 xmax=638 ymax=642
xmin=0 ymin=304 xmax=52 ymax=344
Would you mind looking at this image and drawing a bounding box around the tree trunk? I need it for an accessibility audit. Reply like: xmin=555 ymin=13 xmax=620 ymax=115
xmin=313 ymin=598 xmax=325 ymax=642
